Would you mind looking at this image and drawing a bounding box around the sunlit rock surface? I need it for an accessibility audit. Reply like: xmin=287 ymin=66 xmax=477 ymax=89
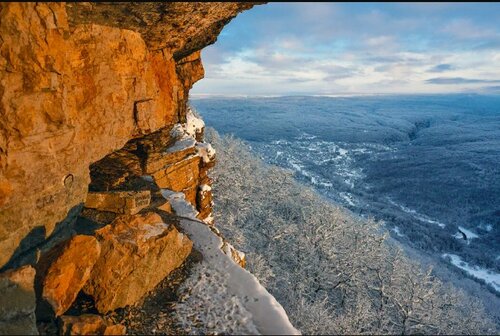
xmin=0 ymin=2 xmax=254 ymax=268
xmin=39 ymin=235 xmax=101 ymax=317
xmin=83 ymin=212 xmax=193 ymax=313
xmin=0 ymin=2 xmax=299 ymax=335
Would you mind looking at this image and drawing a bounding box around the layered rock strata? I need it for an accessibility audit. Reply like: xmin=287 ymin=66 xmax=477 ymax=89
xmin=0 ymin=2 xmax=255 ymax=268
xmin=0 ymin=2 xmax=265 ymax=334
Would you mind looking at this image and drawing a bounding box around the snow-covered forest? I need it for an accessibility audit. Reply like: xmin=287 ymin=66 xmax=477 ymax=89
xmin=206 ymin=129 xmax=498 ymax=335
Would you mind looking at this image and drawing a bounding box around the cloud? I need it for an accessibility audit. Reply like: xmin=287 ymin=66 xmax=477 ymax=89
xmin=440 ymin=19 xmax=499 ymax=40
xmin=429 ymin=64 xmax=455 ymax=72
xmin=193 ymin=3 xmax=500 ymax=96
xmin=473 ymin=39 xmax=500 ymax=50
xmin=426 ymin=77 xmax=500 ymax=85
xmin=480 ymin=85 xmax=500 ymax=93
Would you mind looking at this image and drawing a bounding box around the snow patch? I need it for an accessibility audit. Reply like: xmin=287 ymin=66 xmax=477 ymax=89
xmin=288 ymin=161 xmax=332 ymax=188
xmin=222 ymin=241 xmax=246 ymax=263
xmin=196 ymin=142 xmax=216 ymax=163
xmin=392 ymin=226 xmax=404 ymax=237
xmin=339 ymin=192 xmax=356 ymax=206
xmin=200 ymin=184 xmax=212 ymax=192
xmin=166 ymin=190 xmax=299 ymax=335
xmin=453 ymin=226 xmax=479 ymax=244
xmin=170 ymin=124 xmax=186 ymax=138
xmin=176 ymin=219 xmax=299 ymax=335
xmin=167 ymin=108 xmax=213 ymax=163
xmin=175 ymin=263 xmax=260 ymax=335
xmin=185 ymin=108 xmax=205 ymax=137
xmin=204 ymin=213 xmax=214 ymax=225
xmin=338 ymin=148 xmax=348 ymax=157
xmin=160 ymin=189 xmax=199 ymax=220
xmin=388 ymin=199 xmax=446 ymax=228
xmin=417 ymin=216 xmax=446 ymax=229
xmin=442 ymin=253 xmax=500 ymax=293
xmin=166 ymin=136 xmax=196 ymax=153
xmin=458 ymin=226 xmax=479 ymax=239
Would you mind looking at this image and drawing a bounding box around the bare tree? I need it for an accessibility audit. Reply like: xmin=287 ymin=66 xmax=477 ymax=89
xmin=205 ymin=129 xmax=497 ymax=335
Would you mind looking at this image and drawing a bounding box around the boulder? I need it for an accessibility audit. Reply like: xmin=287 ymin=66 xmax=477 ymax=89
xmin=59 ymin=314 xmax=125 ymax=335
xmin=0 ymin=265 xmax=38 ymax=335
xmin=40 ymin=235 xmax=101 ymax=317
xmin=84 ymin=190 xmax=151 ymax=215
xmin=84 ymin=212 xmax=192 ymax=313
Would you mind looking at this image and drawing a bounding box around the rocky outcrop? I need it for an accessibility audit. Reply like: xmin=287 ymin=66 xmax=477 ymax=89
xmin=0 ymin=2 xmax=256 ymax=268
xmin=83 ymin=212 xmax=193 ymax=313
xmin=0 ymin=2 xmax=268 ymax=334
xmin=59 ymin=314 xmax=125 ymax=336
xmin=0 ymin=266 xmax=38 ymax=335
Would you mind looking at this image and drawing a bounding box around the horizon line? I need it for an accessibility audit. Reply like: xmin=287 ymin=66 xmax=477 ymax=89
xmin=190 ymin=92 xmax=500 ymax=99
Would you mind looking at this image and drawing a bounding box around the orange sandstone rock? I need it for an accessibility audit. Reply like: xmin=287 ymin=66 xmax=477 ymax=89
xmin=144 ymin=145 xmax=197 ymax=175
xmin=0 ymin=2 xmax=172 ymax=267
xmin=0 ymin=2 xmax=258 ymax=268
xmin=157 ymin=199 xmax=173 ymax=214
xmin=84 ymin=190 xmax=151 ymax=215
xmin=153 ymin=155 xmax=201 ymax=193
xmin=84 ymin=212 xmax=192 ymax=313
xmin=41 ymin=235 xmax=101 ymax=317
xmin=59 ymin=314 xmax=126 ymax=335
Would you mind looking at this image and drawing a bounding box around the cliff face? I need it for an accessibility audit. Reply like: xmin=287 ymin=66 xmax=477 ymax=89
xmin=0 ymin=2 xmax=264 ymax=333
xmin=0 ymin=2 xmax=255 ymax=268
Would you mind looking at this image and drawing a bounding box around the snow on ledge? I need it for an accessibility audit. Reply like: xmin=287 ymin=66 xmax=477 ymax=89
xmin=200 ymin=184 xmax=212 ymax=192
xmin=162 ymin=189 xmax=299 ymax=335
xmin=166 ymin=136 xmax=197 ymax=153
xmin=196 ymin=142 xmax=216 ymax=163
xmin=160 ymin=189 xmax=199 ymax=220
xmin=166 ymin=109 xmax=215 ymax=164
xmin=185 ymin=108 xmax=205 ymax=137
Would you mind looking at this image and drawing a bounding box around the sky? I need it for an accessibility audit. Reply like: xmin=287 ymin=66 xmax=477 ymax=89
xmin=191 ymin=2 xmax=500 ymax=96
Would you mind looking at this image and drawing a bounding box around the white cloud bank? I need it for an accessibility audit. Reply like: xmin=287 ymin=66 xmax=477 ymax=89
xmin=192 ymin=3 xmax=500 ymax=96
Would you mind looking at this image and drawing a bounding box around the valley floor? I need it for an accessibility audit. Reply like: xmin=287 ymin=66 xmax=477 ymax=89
xmin=205 ymin=129 xmax=499 ymax=335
